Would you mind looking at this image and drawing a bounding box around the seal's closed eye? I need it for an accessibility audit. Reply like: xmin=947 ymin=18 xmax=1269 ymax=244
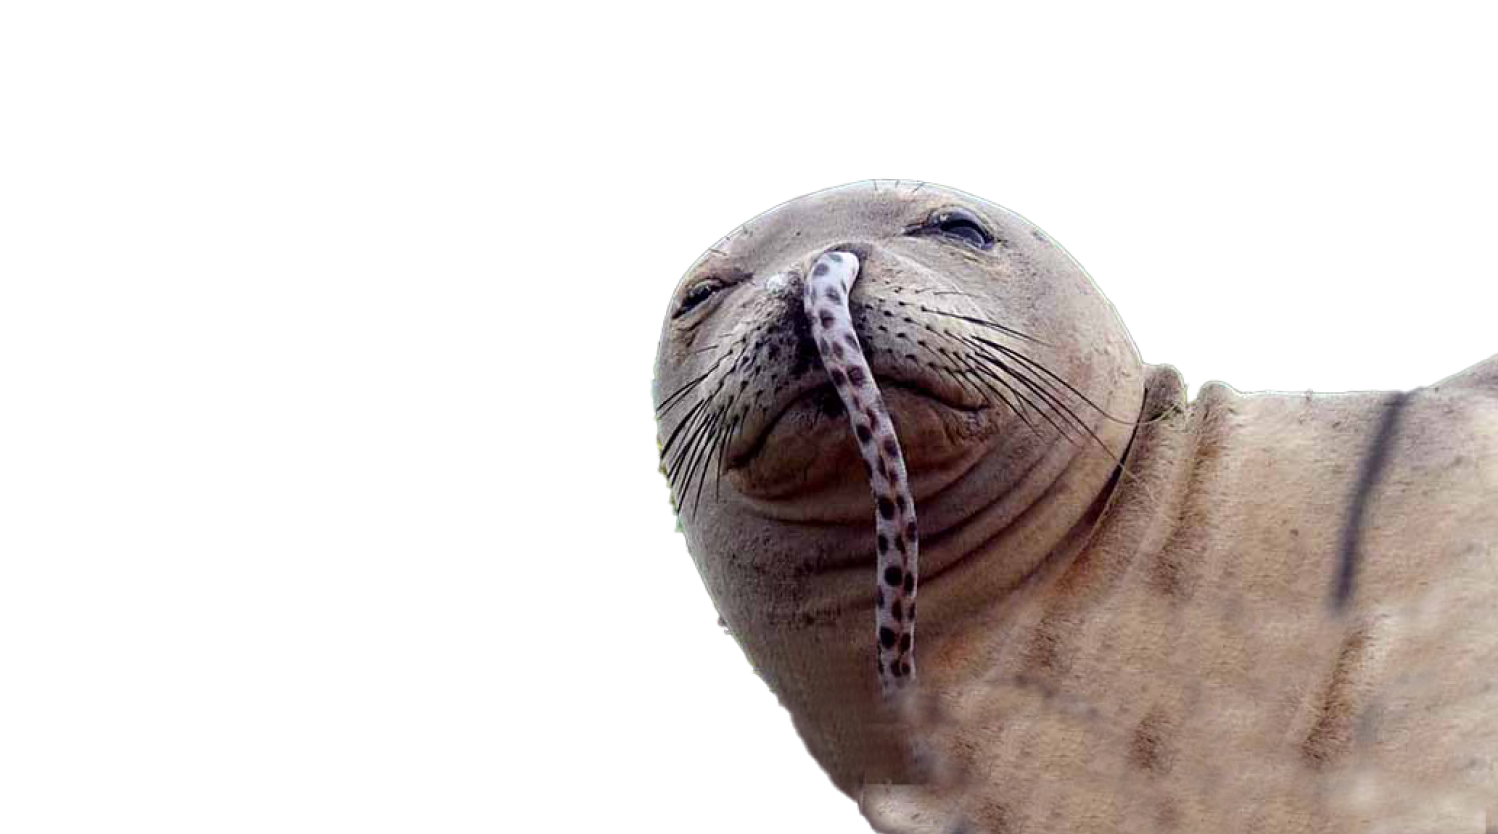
xmin=674 ymin=280 xmax=721 ymax=318
xmin=909 ymin=207 xmax=995 ymax=250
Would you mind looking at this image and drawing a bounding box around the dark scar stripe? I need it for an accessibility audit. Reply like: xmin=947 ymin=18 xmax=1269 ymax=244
xmin=1331 ymin=391 xmax=1409 ymax=611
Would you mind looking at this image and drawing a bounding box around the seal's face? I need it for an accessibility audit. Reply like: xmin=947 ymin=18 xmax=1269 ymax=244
xmin=655 ymin=182 xmax=1130 ymax=524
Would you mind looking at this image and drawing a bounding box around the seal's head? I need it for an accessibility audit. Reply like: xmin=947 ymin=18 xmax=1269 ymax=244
xmin=652 ymin=181 xmax=1146 ymax=789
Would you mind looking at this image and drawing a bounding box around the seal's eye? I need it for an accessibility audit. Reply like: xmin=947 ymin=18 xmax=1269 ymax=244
xmin=905 ymin=208 xmax=996 ymax=250
xmin=674 ymin=280 xmax=720 ymax=318
xmin=932 ymin=209 xmax=993 ymax=250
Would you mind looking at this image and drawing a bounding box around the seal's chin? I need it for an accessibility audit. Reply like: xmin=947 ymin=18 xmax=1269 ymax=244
xmin=726 ymin=377 xmax=989 ymax=501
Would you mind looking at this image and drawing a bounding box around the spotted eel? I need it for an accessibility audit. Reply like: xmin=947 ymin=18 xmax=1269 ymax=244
xmin=802 ymin=251 xmax=918 ymax=694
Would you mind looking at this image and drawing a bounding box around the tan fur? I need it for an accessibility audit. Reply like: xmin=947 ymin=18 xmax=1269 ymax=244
xmin=653 ymin=181 xmax=1498 ymax=833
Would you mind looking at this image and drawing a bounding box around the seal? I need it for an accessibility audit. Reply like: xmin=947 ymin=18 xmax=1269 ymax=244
xmin=652 ymin=181 xmax=1498 ymax=833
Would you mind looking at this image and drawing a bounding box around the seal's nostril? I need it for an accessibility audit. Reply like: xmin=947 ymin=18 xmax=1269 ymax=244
xmin=821 ymin=242 xmax=874 ymax=265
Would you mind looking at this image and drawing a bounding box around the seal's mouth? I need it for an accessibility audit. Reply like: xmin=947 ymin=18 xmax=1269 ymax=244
xmin=725 ymin=373 xmax=983 ymax=470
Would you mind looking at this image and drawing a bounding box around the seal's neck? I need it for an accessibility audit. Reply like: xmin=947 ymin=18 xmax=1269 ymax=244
xmin=707 ymin=362 xmax=1148 ymax=794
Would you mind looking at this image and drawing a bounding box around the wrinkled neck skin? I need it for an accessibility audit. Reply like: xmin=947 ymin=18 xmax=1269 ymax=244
xmin=684 ymin=363 xmax=1142 ymax=793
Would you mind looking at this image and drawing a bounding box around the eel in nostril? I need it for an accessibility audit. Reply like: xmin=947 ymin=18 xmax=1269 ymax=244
xmin=802 ymin=251 xmax=919 ymax=695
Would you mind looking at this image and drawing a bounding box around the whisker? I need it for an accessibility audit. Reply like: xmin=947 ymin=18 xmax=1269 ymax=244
xmin=714 ymin=411 xmax=742 ymax=501
xmin=660 ymin=397 xmax=709 ymax=461
xmin=908 ymin=321 xmax=1042 ymax=436
xmin=666 ymin=402 xmax=717 ymax=484
xmin=677 ymin=407 xmax=716 ymax=503
xmin=954 ymin=359 xmax=1038 ymax=434
xmin=656 ymin=369 xmax=711 ymax=417
xmin=689 ymin=411 xmax=730 ymax=517
xmin=971 ymin=336 xmax=1138 ymax=424
xmin=964 ymin=341 xmax=1092 ymax=435
xmin=708 ymin=381 xmax=752 ymax=502
xmin=965 ymin=342 xmax=1134 ymax=469
xmin=657 ymin=343 xmax=742 ymax=417
xmin=968 ymin=352 xmax=1076 ymax=441
xmin=964 ymin=338 xmax=1096 ymax=431
xmin=917 ymin=305 xmax=1049 ymax=346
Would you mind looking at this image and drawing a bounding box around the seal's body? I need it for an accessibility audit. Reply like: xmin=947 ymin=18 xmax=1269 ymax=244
xmin=652 ymin=181 xmax=1498 ymax=833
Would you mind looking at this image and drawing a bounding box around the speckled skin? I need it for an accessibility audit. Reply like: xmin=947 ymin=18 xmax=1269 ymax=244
xmin=803 ymin=251 xmax=919 ymax=694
